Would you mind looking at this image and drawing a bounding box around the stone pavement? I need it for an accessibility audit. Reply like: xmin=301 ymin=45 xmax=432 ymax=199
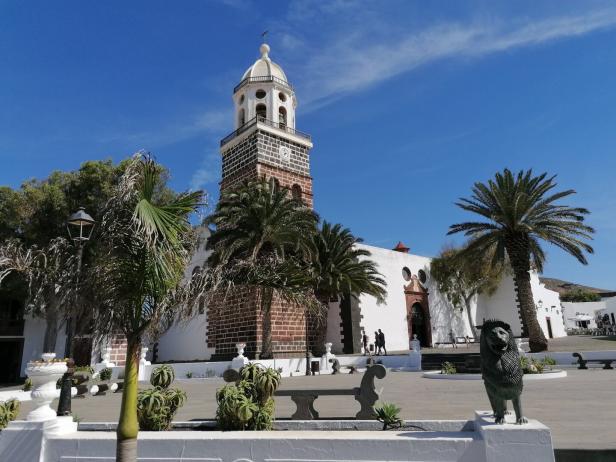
xmin=15 ymin=368 xmax=615 ymax=450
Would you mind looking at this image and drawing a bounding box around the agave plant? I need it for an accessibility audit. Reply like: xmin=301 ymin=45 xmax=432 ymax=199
xmin=256 ymin=367 xmax=281 ymax=403
xmin=374 ymin=402 xmax=403 ymax=430
xmin=150 ymin=365 xmax=175 ymax=389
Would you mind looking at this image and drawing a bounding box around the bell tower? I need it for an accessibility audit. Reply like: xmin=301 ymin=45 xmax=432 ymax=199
xmin=219 ymin=43 xmax=314 ymax=207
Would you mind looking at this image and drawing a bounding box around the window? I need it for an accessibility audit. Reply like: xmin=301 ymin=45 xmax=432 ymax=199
xmin=279 ymin=92 xmax=286 ymax=102
xmin=278 ymin=106 xmax=287 ymax=128
xmin=291 ymin=184 xmax=302 ymax=201
xmin=402 ymin=267 xmax=412 ymax=281
xmin=256 ymin=104 xmax=267 ymax=120
xmin=239 ymin=94 xmax=245 ymax=104
xmin=256 ymin=89 xmax=266 ymax=99
xmin=238 ymin=108 xmax=245 ymax=127
xmin=418 ymin=269 xmax=427 ymax=284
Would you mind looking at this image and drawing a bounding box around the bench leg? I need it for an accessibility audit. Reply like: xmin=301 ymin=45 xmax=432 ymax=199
xmin=290 ymin=395 xmax=318 ymax=420
xmin=603 ymin=362 xmax=613 ymax=370
xmin=578 ymin=362 xmax=588 ymax=370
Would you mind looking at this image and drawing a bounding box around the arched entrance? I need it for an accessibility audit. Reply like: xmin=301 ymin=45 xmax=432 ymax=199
xmin=410 ymin=303 xmax=429 ymax=347
xmin=404 ymin=275 xmax=432 ymax=347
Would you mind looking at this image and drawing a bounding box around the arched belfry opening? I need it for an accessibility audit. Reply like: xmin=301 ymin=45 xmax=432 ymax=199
xmin=278 ymin=106 xmax=287 ymax=129
xmin=404 ymin=275 xmax=432 ymax=347
xmin=256 ymin=103 xmax=267 ymax=120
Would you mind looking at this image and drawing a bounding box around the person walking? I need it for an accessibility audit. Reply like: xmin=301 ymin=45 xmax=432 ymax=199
xmin=362 ymin=330 xmax=369 ymax=356
xmin=374 ymin=331 xmax=381 ymax=355
xmin=378 ymin=329 xmax=387 ymax=356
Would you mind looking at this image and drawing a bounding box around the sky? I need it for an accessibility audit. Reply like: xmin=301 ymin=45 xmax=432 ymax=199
xmin=1 ymin=0 xmax=615 ymax=289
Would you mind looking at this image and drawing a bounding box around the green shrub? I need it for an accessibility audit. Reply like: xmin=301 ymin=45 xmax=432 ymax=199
xmin=22 ymin=378 xmax=32 ymax=391
xmin=75 ymin=366 xmax=94 ymax=375
xmin=137 ymin=365 xmax=186 ymax=431
xmin=150 ymin=364 xmax=174 ymax=388
xmin=541 ymin=356 xmax=556 ymax=369
xmin=375 ymin=402 xmax=403 ymax=430
xmin=441 ymin=361 xmax=457 ymax=375
xmin=185 ymin=371 xmax=193 ymax=379
xmin=520 ymin=356 xmax=545 ymax=374
xmin=216 ymin=363 xmax=281 ymax=430
xmin=0 ymin=399 xmax=20 ymax=429
xmin=99 ymin=367 xmax=113 ymax=381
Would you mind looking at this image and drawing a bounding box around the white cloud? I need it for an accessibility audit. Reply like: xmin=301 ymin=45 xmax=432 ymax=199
xmin=291 ymin=8 xmax=616 ymax=111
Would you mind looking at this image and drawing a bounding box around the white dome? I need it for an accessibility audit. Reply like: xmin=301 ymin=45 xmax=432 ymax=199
xmin=241 ymin=43 xmax=288 ymax=83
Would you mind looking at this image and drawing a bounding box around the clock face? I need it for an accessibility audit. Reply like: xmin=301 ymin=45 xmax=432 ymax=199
xmin=279 ymin=146 xmax=291 ymax=163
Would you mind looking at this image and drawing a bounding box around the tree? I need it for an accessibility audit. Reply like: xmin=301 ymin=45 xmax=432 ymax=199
xmin=430 ymin=245 xmax=503 ymax=338
xmin=88 ymin=154 xmax=204 ymax=461
xmin=561 ymin=288 xmax=601 ymax=302
xmin=206 ymin=178 xmax=318 ymax=358
xmin=449 ymin=169 xmax=594 ymax=352
xmin=308 ymin=222 xmax=386 ymax=354
xmin=0 ymin=238 xmax=78 ymax=352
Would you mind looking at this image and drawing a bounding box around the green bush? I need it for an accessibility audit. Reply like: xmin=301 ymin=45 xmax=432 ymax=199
xmin=520 ymin=356 xmax=546 ymax=374
xmin=22 ymin=378 xmax=32 ymax=391
xmin=137 ymin=365 xmax=186 ymax=431
xmin=541 ymin=356 xmax=556 ymax=369
xmin=441 ymin=361 xmax=457 ymax=375
xmin=185 ymin=371 xmax=193 ymax=379
xmin=75 ymin=365 xmax=95 ymax=375
xmin=216 ymin=363 xmax=281 ymax=430
xmin=99 ymin=367 xmax=113 ymax=381
xmin=0 ymin=399 xmax=20 ymax=429
xmin=375 ymin=402 xmax=403 ymax=430
xmin=150 ymin=364 xmax=174 ymax=388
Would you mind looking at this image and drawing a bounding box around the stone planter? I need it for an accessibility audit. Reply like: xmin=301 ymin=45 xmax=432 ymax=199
xmin=25 ymin=354 xmax=67 ymax=422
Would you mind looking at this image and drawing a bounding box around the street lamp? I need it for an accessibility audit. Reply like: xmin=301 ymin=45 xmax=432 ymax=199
xmin=65 ymin=207 xmax=95 ymax=348
xmin=57 ymin=207 xmax=95 ymax=417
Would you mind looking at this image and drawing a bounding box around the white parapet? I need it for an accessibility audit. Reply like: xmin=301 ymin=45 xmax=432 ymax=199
xmin=2 ymin=411 xmax=555 ymax=462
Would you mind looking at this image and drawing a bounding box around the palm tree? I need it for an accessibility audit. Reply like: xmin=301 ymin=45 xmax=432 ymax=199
xmin=308 ymin=222 xmax=386 ymax=354
xmin=207 ymin=178 xmax=318 ymax=358
xmin=89 ymin=154 xmax=203 ymax=461
xmin=449 ymin=169 xmax=594 ymax=352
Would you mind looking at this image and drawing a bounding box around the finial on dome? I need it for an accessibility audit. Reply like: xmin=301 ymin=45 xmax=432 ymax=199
xmin=260 ymin=43 xmax=270 ymax=59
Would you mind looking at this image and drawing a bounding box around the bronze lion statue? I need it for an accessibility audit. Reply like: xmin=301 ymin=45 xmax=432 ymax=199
xmin=480 ymin=319 xmax=527 ymax=424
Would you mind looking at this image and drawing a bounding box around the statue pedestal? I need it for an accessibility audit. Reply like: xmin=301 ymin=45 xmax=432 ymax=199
xmin=475 ymin=411 xmax=554 ymax=462
xmin=94 ymin=346 xmax=115 ymax=373
xmin=231 ymin=343 xmax=249 ymax=370
xmin=320 ymin=342 xmax=336 ymax=374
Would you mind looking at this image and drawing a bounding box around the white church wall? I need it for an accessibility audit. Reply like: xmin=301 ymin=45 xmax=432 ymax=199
xmin=478 ymin=272 xmax=566 ymax=339
xmin=600 ymin=296 xmax=616 ymax=325
xmin=343 ymin=245 xmax=472 ymax=352
xmin=156 ymin=227 xmax=215 ymax=362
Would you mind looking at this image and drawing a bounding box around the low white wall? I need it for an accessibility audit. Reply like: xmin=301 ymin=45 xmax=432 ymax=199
xmin=1 ymin=411 xmax=555 ymax=462
xmin=528 ymin=349 xmax=616 ymax=365
xmin=134 ymin=354 xmax=415 ymax=381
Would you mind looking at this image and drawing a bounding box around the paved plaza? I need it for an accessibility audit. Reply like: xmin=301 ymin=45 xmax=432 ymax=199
xmin=14 ymin=367 xmax=615 ymax=450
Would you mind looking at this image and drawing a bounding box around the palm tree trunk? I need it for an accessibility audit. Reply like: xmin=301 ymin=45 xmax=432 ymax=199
xmin=116 ymin=335 xmax=141 ymax=462
xmin=43 ymin=307 xmax=59 ymax=353
xmin=260 ymin=287 xmax=274 ymax=359
xmin=506 ymin=235 xmax=548 ymax=352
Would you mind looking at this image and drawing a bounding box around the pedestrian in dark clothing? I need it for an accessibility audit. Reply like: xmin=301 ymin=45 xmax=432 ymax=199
xmin=374 ymin=331 xmax=380 ymax=355
xmin=362 ymin=330 xmax=369 ymax=355
xmin=378 ymin=329 xmax=387 ymax=356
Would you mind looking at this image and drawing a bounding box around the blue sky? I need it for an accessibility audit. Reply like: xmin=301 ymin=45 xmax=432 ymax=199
xmin=1 ymin=0 xmax=615 ymax=289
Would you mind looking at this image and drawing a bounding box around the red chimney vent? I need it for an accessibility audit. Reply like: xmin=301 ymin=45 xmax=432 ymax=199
xmin=393 ymin=241 xmax=410 ymax=253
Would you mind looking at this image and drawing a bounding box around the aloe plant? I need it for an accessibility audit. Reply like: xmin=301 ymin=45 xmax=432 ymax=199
xmin=150 ymin=365 xmax=174 ymax=389
xmin=216 ymin=364 xmax=281 ymax=430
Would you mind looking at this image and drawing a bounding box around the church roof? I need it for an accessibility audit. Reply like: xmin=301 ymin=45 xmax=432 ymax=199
xmin=241 ymin=44 xmax=288 ymax=83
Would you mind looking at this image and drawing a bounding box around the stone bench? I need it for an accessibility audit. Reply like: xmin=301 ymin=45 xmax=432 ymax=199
xmin=275 ymin=364 xmax=386 ymax=420
xmin=573 ymin=352 xmax=615 ymax=370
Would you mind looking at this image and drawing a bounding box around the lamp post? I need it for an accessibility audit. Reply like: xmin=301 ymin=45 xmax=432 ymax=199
xmin=57 ymin=207 xmax=94 ymax=417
